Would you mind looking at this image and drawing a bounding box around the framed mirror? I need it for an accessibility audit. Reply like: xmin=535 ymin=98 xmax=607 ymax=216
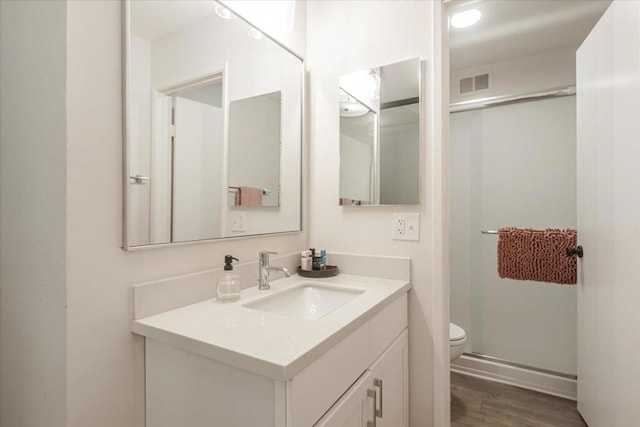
xmin=338 ymin=58 xmax=420 ymax=206
xmin=123 ymin=0 xmax=303 ymax=249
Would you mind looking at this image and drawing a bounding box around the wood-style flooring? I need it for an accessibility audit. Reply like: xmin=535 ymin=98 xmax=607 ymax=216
xmin=451 ymin=372 xmax=587 ymax=427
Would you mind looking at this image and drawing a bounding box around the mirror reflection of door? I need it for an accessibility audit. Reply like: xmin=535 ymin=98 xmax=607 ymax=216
xmin=139 ymin=74 xmax=225 ymax=244
xmin=169 ymin=77 xmax=224 ymax=242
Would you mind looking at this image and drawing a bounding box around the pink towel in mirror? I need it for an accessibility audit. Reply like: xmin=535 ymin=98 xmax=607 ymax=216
xmin=237 ymin=186 xmax=263 ymax=206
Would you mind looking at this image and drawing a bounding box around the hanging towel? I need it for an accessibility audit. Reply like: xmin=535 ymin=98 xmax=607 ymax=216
xmin=237 ymin=186 xmax=263 ymax=206
xmin=497 ymin=228 xmax=577 ymax=285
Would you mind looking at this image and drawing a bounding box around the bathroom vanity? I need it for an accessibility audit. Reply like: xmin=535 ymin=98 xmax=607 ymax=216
xmin=132 ymin=274 xmax=409 ymax=427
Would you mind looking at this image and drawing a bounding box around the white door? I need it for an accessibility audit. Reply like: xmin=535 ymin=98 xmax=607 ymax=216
xmin=149 ymin=90 xmax=172 ymax=244
xmin=576 ymin=1 xmax=640 ymax=425
xmin=172 ymin=96 xmax=223 ymax=242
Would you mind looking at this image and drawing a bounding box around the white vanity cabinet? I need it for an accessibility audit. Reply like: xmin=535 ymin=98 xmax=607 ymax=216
xmin=144 ymin=292 xmax=408 ymax=427
xmin=314 ymin=330 xmax=408 ymax=427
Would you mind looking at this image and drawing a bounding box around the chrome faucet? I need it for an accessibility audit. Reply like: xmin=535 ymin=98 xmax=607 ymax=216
xmin=258 ymin=251 xmax=291 ymax=290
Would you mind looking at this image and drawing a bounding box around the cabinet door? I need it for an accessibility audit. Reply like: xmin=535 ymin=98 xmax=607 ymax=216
xmin=314 ymin=372 xmax=376 ymax=427
xmin=370 ymin=329 xmax=408 ymax=427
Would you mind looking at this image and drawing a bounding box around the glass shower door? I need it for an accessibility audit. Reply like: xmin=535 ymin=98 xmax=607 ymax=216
xmin=450 ymin=95 xmax=577 ymax=376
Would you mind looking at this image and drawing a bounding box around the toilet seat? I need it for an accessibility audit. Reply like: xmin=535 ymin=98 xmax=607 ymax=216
xmin=450 ymin=322 xmax=466 ymax=342
xmin=449 ymin=322 xmax=466 ymax=362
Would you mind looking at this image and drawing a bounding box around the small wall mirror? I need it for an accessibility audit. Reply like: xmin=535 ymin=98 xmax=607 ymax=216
xmin=338 ymin=58 xmax=421 ymax=206
xmin=123 ymin=0 xmax=302 ymax=249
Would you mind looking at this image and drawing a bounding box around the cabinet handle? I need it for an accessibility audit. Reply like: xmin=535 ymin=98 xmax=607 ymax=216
xmin=367 ymin=389 xmax=377 ymax=427
xmin=374 ymin=378 xmax=383 ymax=418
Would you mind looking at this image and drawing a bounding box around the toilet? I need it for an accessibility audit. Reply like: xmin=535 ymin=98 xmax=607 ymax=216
xmin=449 ymin=322 xmax=467 ymax=362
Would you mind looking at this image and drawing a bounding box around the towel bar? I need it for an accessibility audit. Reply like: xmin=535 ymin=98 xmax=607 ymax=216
xmin=228 ymin=186 xmax=271 ymax=196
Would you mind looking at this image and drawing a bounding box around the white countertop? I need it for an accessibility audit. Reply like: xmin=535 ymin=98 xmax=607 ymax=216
xmin=132 ymin=274 xmax=410 ymax=381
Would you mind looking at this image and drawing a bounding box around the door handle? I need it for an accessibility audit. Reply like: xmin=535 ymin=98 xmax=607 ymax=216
xmin=374 ymin=378 xmax=383 ymax=418
xmin=367 ymin=389 xmax=377 ymax=427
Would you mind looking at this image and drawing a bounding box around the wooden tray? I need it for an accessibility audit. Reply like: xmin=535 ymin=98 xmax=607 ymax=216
xmin=297 ymin=265 xmax=339 ymax=278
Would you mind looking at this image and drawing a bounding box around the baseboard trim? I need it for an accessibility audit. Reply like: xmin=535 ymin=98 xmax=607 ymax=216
xmin=451 ymin=354 xmax=577 ymax=401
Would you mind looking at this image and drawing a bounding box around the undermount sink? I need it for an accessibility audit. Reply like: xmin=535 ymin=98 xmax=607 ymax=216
xmin=244 ymin=283 xmax=364 ymax=320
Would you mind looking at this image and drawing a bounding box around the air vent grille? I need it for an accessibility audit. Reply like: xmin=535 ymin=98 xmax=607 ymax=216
xmin=474 ymin=73 xmax=490 ymax=91
xmin=459 ymin=77 xmax=474 ymax=94
xmin=458 ymin=72 xmax=491 ymax=95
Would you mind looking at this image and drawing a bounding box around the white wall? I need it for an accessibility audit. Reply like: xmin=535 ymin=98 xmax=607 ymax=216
xmin=450 ymin=96 xmax=578 ymax=375
xmin=307 ymin=1 xmax=446 ymax=425
xmin=63 ymin=2 xmax=307 ymax=426
xmin=450 ymin=47 xmax=576 ymax=104
xmin=0 ymin=1 xmax=68 ymax=426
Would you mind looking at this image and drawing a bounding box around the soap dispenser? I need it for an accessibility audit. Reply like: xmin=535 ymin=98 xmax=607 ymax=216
xmin=217 ymin=255 xmax=240 ymax=301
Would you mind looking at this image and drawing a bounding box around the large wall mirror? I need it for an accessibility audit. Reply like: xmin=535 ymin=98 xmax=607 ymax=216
xmin=338 ymin=58 xmax=420 ymax=206
xmin=123 ymin=0 xmax=303 ymax=249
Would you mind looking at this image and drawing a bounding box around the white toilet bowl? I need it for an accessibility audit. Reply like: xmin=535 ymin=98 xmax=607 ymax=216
xmin=450 ymin=322 xmax=467 ymax=362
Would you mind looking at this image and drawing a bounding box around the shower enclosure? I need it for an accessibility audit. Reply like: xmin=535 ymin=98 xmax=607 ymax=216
xmin=449 ymin=93 xmax=577 ymax=377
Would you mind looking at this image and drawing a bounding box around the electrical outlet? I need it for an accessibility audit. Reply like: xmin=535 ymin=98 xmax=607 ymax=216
xmin=231 ymin=211 xmax=247 ymax=232
xmin=393 ymin=213 xmax=420 ymax=241
xmin=392 ymin=214 xmax=406 ymax=239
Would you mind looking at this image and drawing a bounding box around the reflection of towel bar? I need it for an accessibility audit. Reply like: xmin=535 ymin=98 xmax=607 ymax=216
xmin=228 ymin=186 xmax=271 ymax=195
xmin=130 ymin=175 xmax=150 ymax=184
xmin=339 ymin=198 xmax=367 ymax=206
xmin=481 ymin=230 xmax=498 ymax=234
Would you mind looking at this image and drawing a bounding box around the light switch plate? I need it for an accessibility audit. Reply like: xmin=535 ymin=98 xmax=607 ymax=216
xmin=392 ymin=213 xmax=419 ymax=241
xmin=231 ymin=211 xmax=247 ymax=232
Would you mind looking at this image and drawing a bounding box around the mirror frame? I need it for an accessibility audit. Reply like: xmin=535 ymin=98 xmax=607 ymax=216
xmin=338 ymin=58 xmax=423 ymax=207
xmin=121 ymin=0 xmax=305 ymax=250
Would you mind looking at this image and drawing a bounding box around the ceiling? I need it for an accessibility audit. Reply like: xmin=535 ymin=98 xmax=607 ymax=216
xmin=130 ymin=1 xmax=217 ymax=41
xmin=449 ymin=0 xmax=611 ymax=71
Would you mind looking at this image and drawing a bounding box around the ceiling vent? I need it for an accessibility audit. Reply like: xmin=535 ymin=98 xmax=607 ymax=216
xmin=458 ymin=72 xmax=491 ymax=95
xmin=459 ymin=77 xmax=474 ymax=94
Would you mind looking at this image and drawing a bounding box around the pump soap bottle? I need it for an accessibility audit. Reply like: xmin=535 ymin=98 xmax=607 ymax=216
xmin=217 ymin=255 xmax=241 ymax=301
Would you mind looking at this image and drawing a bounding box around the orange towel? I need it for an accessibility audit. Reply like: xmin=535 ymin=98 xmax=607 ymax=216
xmin=237 ymin=186 xmax=263 ymax=206
xmin=497 ymin=228 xmax=577 ymax=285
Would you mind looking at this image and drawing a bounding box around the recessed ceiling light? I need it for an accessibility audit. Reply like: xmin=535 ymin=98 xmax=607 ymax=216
xmin=215 ymin=4 xmax=236 ymax=20
xmin=339 ymin=101 xmax=369 ymax=118
xmin=451 ymin=9 xmax=481 ymax=29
